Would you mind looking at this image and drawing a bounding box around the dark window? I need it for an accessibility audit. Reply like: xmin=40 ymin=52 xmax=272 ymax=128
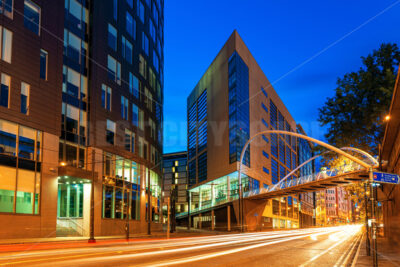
xmin=270 ymin=100 xmax=277 ymax=129
xmin=197 ymin=152 xmax=207 ymax=183
xmin=113 ymin=0 xmax=117 ymax=21
xmin=271 ymin=158 xmax=278 ymax=184
xmin=108 ymin=24 xmax=117 ymax=51
xmin=40 ymin=49 xmax=47 ymax=80
xmin=270 ymin=133 xmax=278 ymax=158
xmin=188 ymin=160 xmax=196 ymax=186
xmin=279 ymin=139 xmax=285 ymax=164
xmin=20 ymin=82 xmax=29 ymax=114
xmin=0 ymin=0 xmax=13 ymax=18
xmin=103 ymin=186 xmax=114 ymax=218
xmin=261 ymin=87 xmax=268 ymax=98
xmin=106 ymin=120 xmax=115 ymax=145
xmin=126 ymin=0 xmax=133 ymax=8
xmin=0 ymin=73 xmax=10 ymax=108
xmin=198 ymin=121 xmax=207 ymax=152
xmin=24 ymin=0 xmax=40 ymax=35
xmin=126 ymin=12 xmax=134 ymax=38
xmin=262 ymin=118 xmax=269 ymax=129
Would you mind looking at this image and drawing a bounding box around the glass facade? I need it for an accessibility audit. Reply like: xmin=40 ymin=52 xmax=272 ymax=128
xmin=228 ymin=52 xmax=250 ymax=166
xmin=59 ymin=0 xmax=89 ymax=168
xmin=186 ymin=171 xmax=259 ymax=215
xmin=187 ymin=89 xmax=207 ymax=185
xmin=0 ymin=118 xmax=41 ymax=214
xmin=102 ymin=152 xmax=141 ymax=220
xmin=163 ymin=153 xmax=188 ymax=214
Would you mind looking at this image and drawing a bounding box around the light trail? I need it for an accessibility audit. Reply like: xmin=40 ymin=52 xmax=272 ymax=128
xmin=36 ymin=228 xmax=343 ymax=266
xmin=299 ymin=225 xmax=362 ymax=267
xmin=0 ymin=228 xmax=336 ymax=261
xmin=135 ymin=231 xmax=338 ymax=267
xmin=0 ymin=226 xmax=359 ymax=266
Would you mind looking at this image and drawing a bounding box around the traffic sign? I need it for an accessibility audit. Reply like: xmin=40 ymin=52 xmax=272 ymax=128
xmin=373 ymin=172 xmax=400 ymax=184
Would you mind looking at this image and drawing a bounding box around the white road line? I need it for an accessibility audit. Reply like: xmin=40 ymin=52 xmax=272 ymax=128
xmin=299 ymin=226 xmax=362 ymax=267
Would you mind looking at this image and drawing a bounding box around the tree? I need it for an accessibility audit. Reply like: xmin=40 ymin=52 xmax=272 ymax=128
xmin=318 ymin=43 xmax=400 ymax=155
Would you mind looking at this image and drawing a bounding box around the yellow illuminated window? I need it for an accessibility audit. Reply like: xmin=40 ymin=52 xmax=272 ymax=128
xmin=174 ymin=160 xmax=178 ymax=166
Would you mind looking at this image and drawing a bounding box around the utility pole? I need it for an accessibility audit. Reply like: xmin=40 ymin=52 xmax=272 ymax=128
xmin=369 ymin=167 xmax=378 ymax=267
xmin=187 ymin=191 xmax=191 ymax=230
xmin=365 ymin=182 xmax=370 ymax=256
xmin=88 ymin=149 xmax=96 ymax=243
xmin=167 ymin=197 xmax=170 ymax=239
xmin=126 ymin=188 xmax=130 ymax=241
xmin=147 ymin=168 xmax=151 ymax=235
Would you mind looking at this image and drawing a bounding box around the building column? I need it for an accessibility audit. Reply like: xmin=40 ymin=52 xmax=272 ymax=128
xmin=199 ymin=213 xmax=202 ymax=229
xmin=227 ymin=205 xmax=231 ymax=231
xmin=211 ymin=209 xmax=215 ymax=230
xmin=211 ymin=185 xmax=215 ymax=207
xmin=227 ymin=176 xmax=230 ymax=201
xmin=199 ymin=187 xmax=202 ymax=210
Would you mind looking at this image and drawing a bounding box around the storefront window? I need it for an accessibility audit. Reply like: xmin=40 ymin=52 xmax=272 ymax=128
xmin=103 ymin=185 xmax=114 ymax=218
xmin=0 ymin=166 xmax=16 ymax=212
xmin=16 ymin=169 xmax=35 ymax=214
xmin=0 ymin=119 xmax=42 ymax=214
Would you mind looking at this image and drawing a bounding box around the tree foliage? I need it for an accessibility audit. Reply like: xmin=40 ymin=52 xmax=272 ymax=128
xmin=318 ymin=43 xmax=400 ymax=155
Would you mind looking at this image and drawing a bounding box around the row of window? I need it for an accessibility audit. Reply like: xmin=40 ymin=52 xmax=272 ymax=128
xmin=105 ymin=118 xmax=159 ymax=164
xmin=228 ymin=52 xmax=250 ymax=166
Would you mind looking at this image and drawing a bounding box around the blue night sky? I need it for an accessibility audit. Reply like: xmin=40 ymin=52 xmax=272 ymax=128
xmin=163 ymin=0 xmax=400 ymax=153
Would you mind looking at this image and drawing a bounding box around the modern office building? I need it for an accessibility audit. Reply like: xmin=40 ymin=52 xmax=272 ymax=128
xmin=0 ymin=0 xmax=163 ymax=238
xmin=297 ymin=124 xmax=315 ymax=227
xmin=162 ymin=151 xmax=187 ymax=229
xmin=184 ymin=31 xmax=301 ymax=231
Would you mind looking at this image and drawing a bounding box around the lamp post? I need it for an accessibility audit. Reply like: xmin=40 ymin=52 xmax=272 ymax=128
xmin=88 ymin=149 xmax=96 ymax=243
xmin=126 ymin=188 xmax=130 ymax=241
xmin=147 ymin=168 xmax=151 ymax=235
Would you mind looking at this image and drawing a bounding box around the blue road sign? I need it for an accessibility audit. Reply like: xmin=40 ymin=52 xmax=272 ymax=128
xmin=373 ymin=172 xmax=400 ymax=184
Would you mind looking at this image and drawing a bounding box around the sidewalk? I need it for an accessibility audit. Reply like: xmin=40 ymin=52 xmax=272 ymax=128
xmin=355 ymin=237 xmax=400 ymax=266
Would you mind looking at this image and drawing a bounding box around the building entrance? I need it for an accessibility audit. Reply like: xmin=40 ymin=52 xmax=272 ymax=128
xmin=56 ymin=176 xmax=91 ymax=237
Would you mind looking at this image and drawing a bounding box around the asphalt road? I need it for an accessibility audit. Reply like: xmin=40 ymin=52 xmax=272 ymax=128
xmin=0 ymin=225 xmax=363 ymax=267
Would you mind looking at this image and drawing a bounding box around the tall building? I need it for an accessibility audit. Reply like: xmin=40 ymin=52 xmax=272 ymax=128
xmin=185 ymin=31 xmax=300 ymax=231
xmin=297 ymin=124 xmax=315 ymax=227
xmin=325 ymin=187 xmax=352 ymax=225
xmin=0 ymin=0 xmax=163 ymax=238
xmin=162 ymin=151 xmax=187 ymax=229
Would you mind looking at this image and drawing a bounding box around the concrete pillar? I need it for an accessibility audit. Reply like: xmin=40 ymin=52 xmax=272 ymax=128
xmin=227 ymin=205 xmax=231 ymax=231
xmin=227 ymin=176 xmax=230 ymax=201
xmin=199 ymin=187 xmax=202 ymax=210
xmin=211 ymin=210 xmax=215 ymax=230
xmin=199 ymin=213 xmax=202 ymax=229
xmin=211 ymin=185 xmax=215 ymax=207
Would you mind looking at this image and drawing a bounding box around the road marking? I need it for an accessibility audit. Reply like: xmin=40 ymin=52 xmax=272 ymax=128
xmin=0 ymin=231 xmax=322 ymax=265
xmin=299 ymin=226 xmax=362 ymax=267
xmin=133 ymin=233 xmax=319 ymax=267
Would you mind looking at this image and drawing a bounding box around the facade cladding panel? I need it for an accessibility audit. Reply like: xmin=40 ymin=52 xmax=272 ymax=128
xmin=0 ymin=0 xmax=164 ymax=238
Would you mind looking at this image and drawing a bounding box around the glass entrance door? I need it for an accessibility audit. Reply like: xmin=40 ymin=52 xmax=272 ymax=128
xmin=57 ymin=176 xmax=91 ymax=237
